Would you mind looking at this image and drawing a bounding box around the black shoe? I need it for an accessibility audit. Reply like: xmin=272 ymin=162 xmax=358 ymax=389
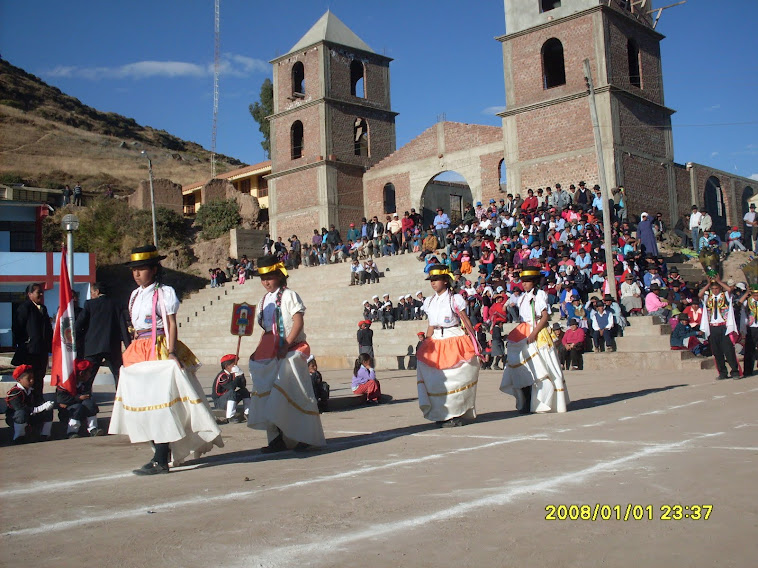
xmin=133 ymin=461 xmax=169 ymax=476
xmin=230 ymin=415 xmax=246 ymax=424
xmin=260 ymin=434 xmax=287 ymax=454
xmin=729 ymin=371 xmax=742 ymax=380
xmin=216 ymin=417 xmax=229 ymax=425
xmin=717 ymin=373 xmax=728 ymax=380
xmin=440 ymin=417 xmax=464 ymax=428
xmin=68 ymin=432 xmax=80 ymax=439
xmin=293 ymin=442 xmax=311 ymax=452
xmin=12 ymin=436 xmax=27 ymax=445
xmin=39 ymin=435 xmax=51 ymax=442
xmin=89 ymin=428 xmax=105 ymax=437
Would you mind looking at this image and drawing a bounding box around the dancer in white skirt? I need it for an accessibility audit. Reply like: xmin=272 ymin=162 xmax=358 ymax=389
xmin=500 ymin=264 xmax=569 ymax=414
xmin=416 ymin=265 xmax=480 ymax=427
xmin=109 ymin=245 xmax=223 ymax=475
xmin=248 ymin=255 xmax=325 ymax=453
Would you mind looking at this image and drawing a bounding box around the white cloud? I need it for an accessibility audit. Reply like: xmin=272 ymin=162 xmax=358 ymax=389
xmin=482 ymin=105 xmax=506 ymax=115
xmin=704 ymin=104 xmax=721 ymax=111
xmin=750 ymin=173 xmax=758 ymax=181
xmin=710 ymin=151 xmax=719 ymax=158
xmin=45 ymin=53 xmax=268 ymax=80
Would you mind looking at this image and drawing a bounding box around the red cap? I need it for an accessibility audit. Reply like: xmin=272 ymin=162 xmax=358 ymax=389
xmin=75 ymin=359 xmax=92 ymax=372
xmin=350 ymin=223 xmax=355 ymax=227
xmin=417 ymin=332 xmax=426 ymax=337
xmin=13 ymin=364 xmax=33 ymax=380
xmin=221 ymin=354 xmax=237 ymax=364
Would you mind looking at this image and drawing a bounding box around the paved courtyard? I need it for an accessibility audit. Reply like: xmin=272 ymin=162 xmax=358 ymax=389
xmin=2 ymin=364 xmax=757 ymax=568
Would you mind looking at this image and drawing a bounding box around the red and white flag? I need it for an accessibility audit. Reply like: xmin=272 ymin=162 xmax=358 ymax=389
xmin=51 ymin=247 xmax=77 ymax=396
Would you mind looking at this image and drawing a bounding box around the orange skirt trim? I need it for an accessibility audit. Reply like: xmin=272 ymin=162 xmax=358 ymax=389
xmin=252 ymin=332 xmax=310 ymax=361
xmin=417 ymin=334 xmax=477 ymax=370
xmin=506 ymin=323 xmax=556 ymax=349
xmin=122 ymin=336 xmax=199 ymax=368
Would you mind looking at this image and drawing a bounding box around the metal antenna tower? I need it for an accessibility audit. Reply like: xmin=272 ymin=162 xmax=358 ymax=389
xmin=211 ymin=0 xmax=220 ymax=178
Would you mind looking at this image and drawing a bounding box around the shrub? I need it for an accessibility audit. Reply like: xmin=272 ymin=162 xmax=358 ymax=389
xmin=194 ymin=199 xmax=241 ymax=240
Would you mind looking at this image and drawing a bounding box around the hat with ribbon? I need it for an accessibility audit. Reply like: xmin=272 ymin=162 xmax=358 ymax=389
xmin=220 ymin=354 xmax=237 ymax=364
xmin=124 ymin=245 xmax=166 ymax=268
xmin=255 ymin=254 xmax=288 ymax=278
xmin=425 ymin=264 xmax=454 ymax=283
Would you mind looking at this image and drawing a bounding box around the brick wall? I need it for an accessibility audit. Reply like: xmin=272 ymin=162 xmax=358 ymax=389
xmin=616 ymin=95 xmax=667 ymax=157
xmin=518 ymin=154 xmax=599 ymax=194
xmin=673 ymin=164 xmax=692 ymax=222
xmin=274 ymin=46 xmax=322 ymax=111
xmin=364 ymin=173 xmax=411 ymax=219
xmin=326 ymin=47 xmax=391 ymax=108
xmin=274 ymin=167 xmax=320 ymax=215
xmin=515 ymin=98 xmax=594 ymax=162
xmin=271 ymin=106 xmax=323 ymax=171
xmin=328 ymin=105 xmax=395 ymax=168
xmin=622 ymin=153 xmax=669 ymax=221
xmin=480 ymin=153 xmax=504 ymax=203
xmin=605 ymin=12 xmax=663 ymax=104
xmin=276 ymin=210 xmax=320 ymax=244
xmin=442 ymin=123 xmax=502 ymax=152
xmin=506 ymin=14 xmax=595 ymax=108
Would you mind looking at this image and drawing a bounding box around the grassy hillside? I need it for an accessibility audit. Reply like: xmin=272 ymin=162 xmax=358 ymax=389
xmin=0 ymin=58 xmax=244 ymax=194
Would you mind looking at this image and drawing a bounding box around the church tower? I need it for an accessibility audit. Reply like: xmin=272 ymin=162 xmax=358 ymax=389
xmin=499 ymin=0 xmax=677 ymax=219
xmin=267 ymin=11 xmax=397 ymax=239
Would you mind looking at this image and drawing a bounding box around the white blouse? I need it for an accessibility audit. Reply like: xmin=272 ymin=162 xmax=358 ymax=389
xmin=518 ymin=289 xmax=549 ymax=326
xmin=423 ymin=291 xmax=466 ymax=328
xmin=129 ymin=283 xmax=179 ymax=331
xmin=259 ymin=288 xmax=306 ymax=343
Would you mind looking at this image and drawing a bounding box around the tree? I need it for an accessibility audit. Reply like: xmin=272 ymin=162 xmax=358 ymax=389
xmin=249 ymin=78 xmax=273 ymax=158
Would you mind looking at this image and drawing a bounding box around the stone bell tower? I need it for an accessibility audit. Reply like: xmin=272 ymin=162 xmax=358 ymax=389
xmin=267 ymin=11 xmax=398 ymax=239
xmin=499 ymin=0 xmax=678 ymax=220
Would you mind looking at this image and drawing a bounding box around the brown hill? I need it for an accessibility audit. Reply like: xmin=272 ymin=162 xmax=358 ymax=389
xmin=0 ymin=58 xmax=244 ymax=195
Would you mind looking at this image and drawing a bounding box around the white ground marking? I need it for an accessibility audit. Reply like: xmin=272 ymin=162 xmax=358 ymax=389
xmin=617 ymin=400 xmax=705 ymax=421
xmin=241 ymin=432 xmax=725 ymax=568
xmin=3 ymin=433 xmax=546 ymax=537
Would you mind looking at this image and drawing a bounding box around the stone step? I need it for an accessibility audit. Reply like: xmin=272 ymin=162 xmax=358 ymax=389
xmin=622 ymin=321 xmax=671 ymax=336
xmin=614 ymin=335 xmax=671 ymax=352
xmin=581 ymin=349 xmax=705 ymax=371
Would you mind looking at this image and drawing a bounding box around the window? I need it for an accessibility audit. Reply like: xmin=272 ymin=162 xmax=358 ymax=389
xmin=292 ymin=62 xmax=305 ymax=95
xmin=383 ymin=183 xmax=396 ymax=215
xmin=354 ymin=118 xmax=369 ymax=157
xmin=627 ymin=39 xmax=641 ymax=88
xmin=350 ymin=60 xmax=365 ymax=98
xmin=540 ymin=0 xmax=561 ymax=13
xmin=541 ymin=38 xmax=566 ymax=89
xmin=291 ymin=121 xmax=304 ymax=159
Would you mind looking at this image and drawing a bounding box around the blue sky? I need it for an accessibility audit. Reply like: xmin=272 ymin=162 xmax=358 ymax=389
xmin=1 ymin=0 xmax=756 ymax=180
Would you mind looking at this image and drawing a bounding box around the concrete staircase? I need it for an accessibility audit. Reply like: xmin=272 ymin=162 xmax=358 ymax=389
xmin=177 ymin=253 xmax=712 ymax=372
xmin=178 ymin=252 xmax=432 ymax=369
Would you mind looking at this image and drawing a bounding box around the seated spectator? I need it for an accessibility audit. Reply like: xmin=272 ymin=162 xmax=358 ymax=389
xmin=308 ymin=357 xmax=330 ymax=413
xmin=590 ymin=301 xmax=616 ymax=352
xmin=212 ymin=354 xmax=251 ymax=424
xmin=363 ymin=259 xmax=379 ymax=284
xmin=670 ymin=313 xmax=707 ymax=355
xmin=351 ymin=354 xmax=381 ymax=404
xmin=727 ymin=226 xmax=747 ymax=252
xmin=6 ymin=365 xmax=54 ymax=444
xmin=56 ymin=359 xmax=103 ymax=438
xmin=620 ymin=273 xmax=643 ymax=316
xmin=380 ymin=294 xmax=395 ymax=329
xmin=645 ymin=283 xmax=671 ymax=322
xmin=349 ymin=259 xmax=366 ymax=286
xmin=418 ymin=230 xmax=438 ymax=261
xmin=413 ymin=291 xmax=426 ymax=320
xmin=553 ymin=323 xmax=568 ymax=369
xmin=562 ymin=318 xmax=586 ymax=370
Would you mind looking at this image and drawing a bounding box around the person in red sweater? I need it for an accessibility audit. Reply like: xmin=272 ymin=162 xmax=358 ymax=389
xmin=561 ymin=318 xmax=586 ymax=370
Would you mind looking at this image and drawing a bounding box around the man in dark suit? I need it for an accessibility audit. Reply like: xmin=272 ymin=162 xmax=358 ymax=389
xmin=12 ymin=283 xmax=53 ymax=400
xmin=75 ymin=282 xmax=130 ymax=387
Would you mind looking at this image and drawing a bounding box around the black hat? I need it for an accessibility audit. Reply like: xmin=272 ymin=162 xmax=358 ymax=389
xmin=425 ymin=264 xmax=454 ymax=283
xmin=254 ymin=254 xmax=289 ymax=278
xmin=124 ymin=245 xmax=166 ymax=268
xmin=519 ymin=262 xmax=542 ymax=282
xmin=568 ymin=318 xmax=578 ymax=326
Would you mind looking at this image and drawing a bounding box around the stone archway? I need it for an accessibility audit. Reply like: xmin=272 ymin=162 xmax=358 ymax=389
xmin=420 ymin=171 xmax=473 ymax=229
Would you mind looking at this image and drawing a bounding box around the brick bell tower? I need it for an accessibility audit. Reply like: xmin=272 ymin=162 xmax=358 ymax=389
xmin=499 ymin=0 xmax=678 ymax=221
xmin=267 ymin=11 xmax=397 ymax=239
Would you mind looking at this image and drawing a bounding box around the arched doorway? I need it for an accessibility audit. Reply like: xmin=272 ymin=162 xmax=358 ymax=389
xmin=704 ymin=176 xmax=727 ymax=239
xmin=498 ymin=159 xmax=507 ymax=193
xmin=420 ymin=171 xmax=473 ymax=229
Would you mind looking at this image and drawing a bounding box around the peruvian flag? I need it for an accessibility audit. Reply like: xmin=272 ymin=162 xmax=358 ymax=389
xmin=51 ymin=247 xmax=77 ymax=396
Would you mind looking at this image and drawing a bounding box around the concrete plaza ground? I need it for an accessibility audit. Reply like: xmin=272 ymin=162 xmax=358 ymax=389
xmin=2 ymin=364 xmax=757 ymax=568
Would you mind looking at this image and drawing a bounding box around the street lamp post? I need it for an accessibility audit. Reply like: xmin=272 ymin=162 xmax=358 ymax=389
xmin=141 ymin=150 xmax=159 ymax=248
xmin=61 ymin=214 xmax=79 ymax=289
